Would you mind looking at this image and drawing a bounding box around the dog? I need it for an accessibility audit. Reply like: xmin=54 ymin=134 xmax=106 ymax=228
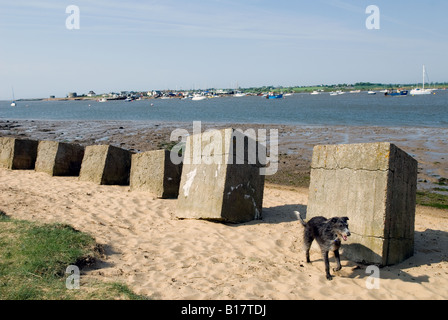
xmin=295 ymin=211 xmax=351 ymax=280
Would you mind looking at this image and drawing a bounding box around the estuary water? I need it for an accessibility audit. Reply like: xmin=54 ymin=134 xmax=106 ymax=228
xmin=1 ymin=91 xmax=447 ymax=127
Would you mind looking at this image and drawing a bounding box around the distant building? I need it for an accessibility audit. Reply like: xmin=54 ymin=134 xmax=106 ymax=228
xmin=67 ymin=92 xmax=77 ymax=98
xmin=49 ymin=95 xmax=55 ymax=99
xmin=87 ymin=90 xmax=96 ymax=97
xmin=152 ymin=90 xmax=162 ymax=98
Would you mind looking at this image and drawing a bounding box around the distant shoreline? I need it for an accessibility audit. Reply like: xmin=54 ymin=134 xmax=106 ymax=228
xmin=10 ymin=83 xmax=448 ymax=101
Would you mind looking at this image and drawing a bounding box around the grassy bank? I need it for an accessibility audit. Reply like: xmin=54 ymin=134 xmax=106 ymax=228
xmin=0 ymin=211 xmax=147 ymax=300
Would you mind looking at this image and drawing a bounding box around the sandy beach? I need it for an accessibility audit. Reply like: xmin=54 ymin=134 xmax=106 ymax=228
xmin=0 ymin=169 xmax=447 ymax=300
xmin=0 ymin=119 xmax=447 ymax=300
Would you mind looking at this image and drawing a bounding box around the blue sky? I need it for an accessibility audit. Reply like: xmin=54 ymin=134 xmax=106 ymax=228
xmin=1 ymin=0 xmax=448 ymax=99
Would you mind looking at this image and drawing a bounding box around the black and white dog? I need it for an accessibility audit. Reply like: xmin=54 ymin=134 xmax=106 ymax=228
xmin=295 ymin=211 xmax=351 ymax=280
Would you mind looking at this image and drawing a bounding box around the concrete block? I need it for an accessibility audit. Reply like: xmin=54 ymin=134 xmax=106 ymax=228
xmin=307 ymin=142 xmax=418 ymax=266
xmin=35 ymin=141 xmax=85 ymax=176
xmin=176 ymin=128 xmax=265 ymax=224
xmin=130 ymin=149 xmax=182 ymax=198
xmin=0 ymin=137 xmax=38 ymax=170
xmin=79 ymin=145 xmax=132 ymax=185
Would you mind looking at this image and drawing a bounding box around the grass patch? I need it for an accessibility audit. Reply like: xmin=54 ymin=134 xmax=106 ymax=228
xmin=416 ymin=191 xmax=448 ymax=210
xmin=0 ymin=214 xmax=147 ymax=300
xmin=158 ymin=140 xmax=184 ymax=157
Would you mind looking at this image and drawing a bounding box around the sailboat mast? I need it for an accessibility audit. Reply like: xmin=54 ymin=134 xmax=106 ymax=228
xmin=423 ymin=65 xmax=425 ymax=90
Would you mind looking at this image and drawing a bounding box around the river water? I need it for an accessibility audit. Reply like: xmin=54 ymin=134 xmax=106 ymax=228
xmin=1 ymin=91 xmax=447 ymax=127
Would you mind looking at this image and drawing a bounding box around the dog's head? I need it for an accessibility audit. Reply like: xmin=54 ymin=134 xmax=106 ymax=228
xmin=330 ymin=217 xmax=351 ymax=241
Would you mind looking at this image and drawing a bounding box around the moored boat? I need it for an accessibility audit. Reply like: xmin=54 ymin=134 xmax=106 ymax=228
xmin=410 ymin=65 xmax=434 ymax=95
xmin=385 ymin=89 xmax=409 ymax=96
xmin=10 ymin=87 xmax=16 ymax=107
xmin=266 ymin=93 xmax=283 ymax=99
xmin=192 ymin=94 xmax=207 ymax=101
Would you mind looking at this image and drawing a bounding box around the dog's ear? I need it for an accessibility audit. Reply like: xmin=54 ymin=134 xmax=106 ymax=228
xmin=342 ymin=217 xmax=349 ymax=222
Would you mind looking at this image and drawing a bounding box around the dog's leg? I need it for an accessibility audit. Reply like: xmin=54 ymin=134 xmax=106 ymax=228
xmin=306 ymin=248 xmax=311 ymax=263
xmin=303 ymin=230 xmax=313 ymax=263
xmin=323 ymin=250 xmax=332 ymax=280
xmin=333 ymin=249 xmax=342 ymax=272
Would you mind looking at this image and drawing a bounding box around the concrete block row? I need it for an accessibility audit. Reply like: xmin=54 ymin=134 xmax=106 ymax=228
xmin=0 ymin=132 xmax=266 ymax=223
xmin=2 ymin=137 xmax=419 ymax=266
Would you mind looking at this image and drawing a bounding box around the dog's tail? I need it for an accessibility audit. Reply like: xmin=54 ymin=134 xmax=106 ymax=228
xmin=294 ymin=211 xmax=307 ymax=227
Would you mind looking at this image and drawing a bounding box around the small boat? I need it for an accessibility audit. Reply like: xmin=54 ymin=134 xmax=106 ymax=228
xmin=10 ymin=87 xmax=16 ymax=107
xmin=410 ymin=88 xmax=433 ymax=95
xmin=385 ymin=89 xmax=409 ymax=97
xmin=329 ymin=92 xmax=338 ymax=96
xmin=367 ymin=91 xmax=376 ymax=95
xmin=266 ymin=93 xmax=283 ymax=99
xmin=410 ymin=65 xmax=434 ymax=95
xmin=124 ymin=97 xmax=134 ymax=102
xmin=350 ymin=90 xmax=361 ymax=93
xmin=310 ymin=91 xmax=320 ymax=95
xmin=234 ymin=92 xmax=246 ymax=97
xmin=192 ymin=95 xmax=207 ymax=101
xmin=98 ymin=98 xmax=107 ymax=102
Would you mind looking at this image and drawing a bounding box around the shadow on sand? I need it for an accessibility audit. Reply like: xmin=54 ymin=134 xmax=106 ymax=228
xmin=230 ymin=203 xmax=447 ymax=285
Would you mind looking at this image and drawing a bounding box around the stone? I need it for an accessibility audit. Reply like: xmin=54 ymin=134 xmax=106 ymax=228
xmin=79 ymin=145 xmax=132 ymax=185
xmin=0 ymin=137 xmax=38 ymax=170
xmin=306 ymin=142 xmax=418 ymax=266
xmin=35 ymin=140 xmax=85 ymax=176
xmin=176 ymin=128 xmax=266 ymax=224
xmin=130 ymin=149 xmax=182 ymax=198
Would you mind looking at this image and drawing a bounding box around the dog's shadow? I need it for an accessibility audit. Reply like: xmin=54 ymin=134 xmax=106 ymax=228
xmin=247 ymin=203 xmax=307 ymax=225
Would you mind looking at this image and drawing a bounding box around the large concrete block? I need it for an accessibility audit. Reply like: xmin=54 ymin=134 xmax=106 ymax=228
xmin=79 ymin=145 xmax=132 ymax=185
xmin=307 ymin=142 xmax=418 ymax=266
xmin=35 ymin=141 xmax=85 ymax=176
xmin=130 ymin=149 xmax=182 ymax=198
xmin=176 ymin=128 xmax=266 ymax=224
xmin=0 ymin=137 xmax=38 ymax=170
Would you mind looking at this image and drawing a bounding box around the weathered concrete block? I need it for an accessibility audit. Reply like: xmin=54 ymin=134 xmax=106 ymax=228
xmin=0 ymin=137 xmax=38 ymax=170
xmin=35 ymin=141 xmax=85 ymax=176
xmin=307 ymin=142 xmax=418 ymax=266
xmin=130 ymin=149 xmax=182 ymax=198
xmin=176 ymin=128 xmax=266 ymax=224
xmin=79 ymin=145 xmax=132 ymax=185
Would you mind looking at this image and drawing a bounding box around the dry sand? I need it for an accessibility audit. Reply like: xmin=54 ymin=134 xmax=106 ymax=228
xmin=1 ymin=120 xmax=447 ymax=300
xmin=1 ymin=168 xmax=447 ymax=300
